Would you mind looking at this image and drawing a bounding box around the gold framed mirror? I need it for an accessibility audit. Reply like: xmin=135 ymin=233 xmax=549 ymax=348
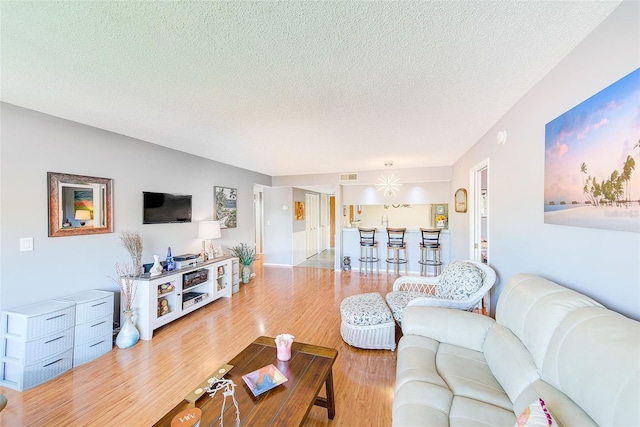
xmin=48 ymin=172 xmax=113 ymax=237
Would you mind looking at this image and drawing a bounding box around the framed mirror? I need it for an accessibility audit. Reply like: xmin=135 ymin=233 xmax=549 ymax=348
xmin=48 ymin=172 xmax=113 ymax=237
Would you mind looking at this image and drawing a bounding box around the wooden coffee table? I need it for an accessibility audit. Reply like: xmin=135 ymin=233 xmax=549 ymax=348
xmin=153 ymin=336 xmax=338 ymax=426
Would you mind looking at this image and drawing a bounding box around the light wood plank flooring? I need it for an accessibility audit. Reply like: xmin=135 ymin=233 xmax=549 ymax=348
xmin=0 ymin=261 xmax=400 ymax=426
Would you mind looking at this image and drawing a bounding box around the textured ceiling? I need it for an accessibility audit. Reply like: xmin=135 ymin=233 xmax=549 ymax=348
xmin=0 ymin=1 xmax=621 ymax=177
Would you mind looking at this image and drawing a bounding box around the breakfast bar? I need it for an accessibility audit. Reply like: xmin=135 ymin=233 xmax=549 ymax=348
xmin=342 ymin=227 xmax=450 ymax=274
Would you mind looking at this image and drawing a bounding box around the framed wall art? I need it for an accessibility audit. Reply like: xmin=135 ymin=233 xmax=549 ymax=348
xmin=214 ymin=186 xmax=237 ymax=228
xmin=544 ymin=68 xmax=639 ymax=232
xmin=454 ymin=188 xmax=467 ymax=213
xmin=48 ymin=171 xmax=113 ymax=237
xmin=295 ymin=201 xmax=305 ymax=220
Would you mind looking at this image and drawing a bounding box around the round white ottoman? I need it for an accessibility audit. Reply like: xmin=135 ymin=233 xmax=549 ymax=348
xmin=340 ymin=292 xmax=396 ymax=351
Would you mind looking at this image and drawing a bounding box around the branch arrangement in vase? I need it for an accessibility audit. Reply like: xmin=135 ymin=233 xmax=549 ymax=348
xmin=111 ymin=230 xmax=143 ymax=312
xmin=120 ymin=230 xmax=143 ymax=274
xmin=230 ymin=243 xmax=255 ymax=266
xmin=110 ymin=262 xmax=138 ymax=312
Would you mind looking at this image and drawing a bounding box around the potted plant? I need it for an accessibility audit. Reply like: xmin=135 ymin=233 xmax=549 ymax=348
xmin=230 ymin=243 xmax=255 ymax=284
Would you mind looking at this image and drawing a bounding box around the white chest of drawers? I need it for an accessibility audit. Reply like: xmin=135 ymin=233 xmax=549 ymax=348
xmin=56 ymin=290 xmax=114 ymax=367
xmin=1 ymin=300 xmax=76 ymax=391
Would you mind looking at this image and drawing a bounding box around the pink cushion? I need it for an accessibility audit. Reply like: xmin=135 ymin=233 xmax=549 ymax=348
xmin=515 ymin=398 xmax=555 ymax=427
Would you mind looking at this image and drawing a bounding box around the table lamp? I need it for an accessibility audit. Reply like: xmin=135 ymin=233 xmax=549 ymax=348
xmin=74 ymin=210 xmax=91 ymax=226
xmin=198 ymin=220 xmax=221 ymax=261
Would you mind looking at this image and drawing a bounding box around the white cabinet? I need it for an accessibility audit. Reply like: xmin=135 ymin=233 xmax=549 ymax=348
xmin=56 ymin=290 xmax=114 ymax=367
xmin=1 ymin=300 xmax=76 ymax=391
xmin=232 ymin=258 xmax=240 ymax=294
xmin=130 ymin=256 xmax=236 ymax=340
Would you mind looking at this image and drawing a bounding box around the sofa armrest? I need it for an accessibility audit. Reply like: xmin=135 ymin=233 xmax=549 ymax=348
xmin=402 ymin=306 xmax=495 ymax=352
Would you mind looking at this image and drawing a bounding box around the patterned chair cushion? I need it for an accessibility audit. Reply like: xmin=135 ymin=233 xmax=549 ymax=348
xmin=340 ymin=292 xmax=393 ymax=326
xmin=385 ymin=291 xmax=429 ymax=323
xmin=436 ymin=261 xmax=484 ymax=300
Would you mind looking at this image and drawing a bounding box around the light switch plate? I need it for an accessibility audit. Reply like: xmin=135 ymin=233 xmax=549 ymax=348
xmin=20 ymin=237 xmax=34 ymax=252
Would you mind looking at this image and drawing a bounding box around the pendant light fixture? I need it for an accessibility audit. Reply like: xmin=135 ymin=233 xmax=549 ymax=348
xmin=376 ymin=161 xmax=402 ymax=196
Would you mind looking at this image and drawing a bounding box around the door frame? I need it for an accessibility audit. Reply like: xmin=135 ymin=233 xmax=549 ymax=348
xmin=469 ymin=158 xmax=489 ymax=263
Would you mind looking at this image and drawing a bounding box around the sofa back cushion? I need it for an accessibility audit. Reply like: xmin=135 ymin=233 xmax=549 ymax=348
xmin=483 ymin=323 xmax=539 ymax=405
xmin=496 ymin=273 xmax=639 ymax=427
xmin=495 ymin=273 xmax=602 ymax=368
xmin=540 ymin=306 xmax=640 ymax=427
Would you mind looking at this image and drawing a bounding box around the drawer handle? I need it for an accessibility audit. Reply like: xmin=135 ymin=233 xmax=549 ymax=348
xmin=44 ymin=336 xmax=64 ymax=344
xmin=91 ymin=301 xmax=107 ymax=308
xmin=89 ymin=340 xmax=105 ymax=348
xmin=45 ymin=313 xmax=66 ymax=321
xmin=90 ymin=321 xmax=106 ymax=328
xmin=43 ymin=358 xmax=63 ymax=367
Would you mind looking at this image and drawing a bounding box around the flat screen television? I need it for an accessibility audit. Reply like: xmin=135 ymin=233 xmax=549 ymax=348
xmin=143 ymin=192 xmax=192 ymax=224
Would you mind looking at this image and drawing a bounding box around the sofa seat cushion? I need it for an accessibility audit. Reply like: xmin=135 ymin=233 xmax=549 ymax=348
xmin=394 ymin=334 xmax=516 ymax=427
xmin=394 ymin=380 xmax=452 ymax=427
xmin=450 ymin=396 xmax=516 ymax=427
xmin=437 ymin=343 xmax=513 ymax=411
xmin=396 ymin=335 xmax=448 ymax=391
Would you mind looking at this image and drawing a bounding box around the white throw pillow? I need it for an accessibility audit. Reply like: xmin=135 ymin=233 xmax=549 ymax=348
xmin=436 ymin=261 xmax=483 ymax=300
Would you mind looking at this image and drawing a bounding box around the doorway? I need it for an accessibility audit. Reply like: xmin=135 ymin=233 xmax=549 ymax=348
xmin=470 ymin=159 xmax=489 ymax=264
xmin=305 ymin=193 xmax=320 ymax=258
xmin=470 ymin=159 xmax=490 ymax=313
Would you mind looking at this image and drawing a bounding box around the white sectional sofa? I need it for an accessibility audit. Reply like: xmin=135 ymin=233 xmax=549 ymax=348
xmin=393 ymin=273 xmax=639 ymax=427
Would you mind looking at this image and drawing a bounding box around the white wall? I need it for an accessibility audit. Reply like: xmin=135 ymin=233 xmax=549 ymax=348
xmin=449 ymin=1 xmax=640 ymax=319
xmin=262 ymin=186 xmax=294 ymax=266
xmin=0 ymin=103 xmax=270 ymax=311
xmin=342 ymin=181 xmax=450 ymax=205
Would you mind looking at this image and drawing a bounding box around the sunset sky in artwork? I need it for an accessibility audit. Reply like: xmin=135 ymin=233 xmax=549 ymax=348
xmin=544 ymin=68 xmax=639 ymax=204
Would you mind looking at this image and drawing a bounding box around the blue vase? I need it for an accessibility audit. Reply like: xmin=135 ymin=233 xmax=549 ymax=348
xmin=116 ymin=310 xmax=139 ymax=349
xmin=242 ymin=265 xmax=251 ymax=284
xmin=166 ymin=246 xmax=175 ymax=271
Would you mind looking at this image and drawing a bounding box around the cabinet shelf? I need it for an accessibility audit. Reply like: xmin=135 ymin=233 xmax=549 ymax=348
xmin=157 ymin=290 xmax=175 ymax=298
xmin=183 ymin=280 xmax=211 ymax=292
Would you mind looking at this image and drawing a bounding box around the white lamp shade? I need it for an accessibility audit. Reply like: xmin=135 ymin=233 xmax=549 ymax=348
xmin=74 ymin=210 xmax=92 ymax=220
xmin=198 ymin=220 xmax=221 ymax=239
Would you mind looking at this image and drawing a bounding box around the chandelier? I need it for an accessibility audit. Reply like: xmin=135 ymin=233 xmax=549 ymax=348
xmin=376 ymin=173 xmax=402 ymax=196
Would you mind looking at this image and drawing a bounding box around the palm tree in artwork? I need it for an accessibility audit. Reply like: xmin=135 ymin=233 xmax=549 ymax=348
xmin=580 ymin=162 xmax=588 ymax=202
xmin=621 ymin=155 xmax=635 ymax=207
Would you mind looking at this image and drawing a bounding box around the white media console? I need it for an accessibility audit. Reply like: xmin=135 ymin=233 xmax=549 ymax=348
xmin=129 ymin=255 xmax=237 ymax=340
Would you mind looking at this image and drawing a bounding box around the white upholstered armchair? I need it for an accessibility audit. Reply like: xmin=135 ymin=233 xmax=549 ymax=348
xmin=385 ymin=260 xmax=496 ymax=324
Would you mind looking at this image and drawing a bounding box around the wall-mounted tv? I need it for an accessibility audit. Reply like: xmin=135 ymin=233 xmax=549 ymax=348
xmin=143 ymin=192 xmax=192 ymax=224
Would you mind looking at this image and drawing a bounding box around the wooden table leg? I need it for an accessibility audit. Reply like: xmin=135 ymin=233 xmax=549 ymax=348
xmin=314 ymin=368 xmax=336 ymax=420
xmin=325 ymin=369 xmax=335 ymax=420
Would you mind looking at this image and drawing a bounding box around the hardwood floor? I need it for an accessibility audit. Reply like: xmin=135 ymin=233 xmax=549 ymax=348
xmin=0 ymin=261 xmax=400 ymax=426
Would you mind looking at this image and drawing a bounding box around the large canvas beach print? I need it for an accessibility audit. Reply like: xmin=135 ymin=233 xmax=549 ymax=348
xmin=544 ymin=68 xmax=639 ymax=232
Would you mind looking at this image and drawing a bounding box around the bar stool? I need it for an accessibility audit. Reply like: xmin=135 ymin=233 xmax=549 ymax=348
xmin=358 ymin=227 xmax=379 ymax=274
xmin=386 ymin=227 xmax=408 ymax=275
xmin=419 ymin=228 xmax=442 ymax=276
